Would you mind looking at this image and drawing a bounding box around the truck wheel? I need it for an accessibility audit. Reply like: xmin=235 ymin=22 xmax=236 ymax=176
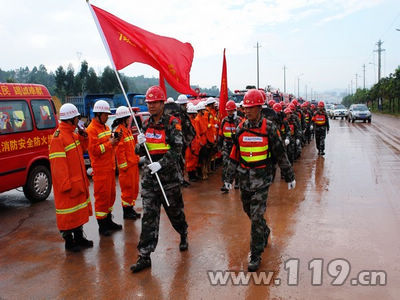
xmin=368 ymin=119 xmax=371 ymax=123
xmin=23 ymin=165 xmax=52 ymax=203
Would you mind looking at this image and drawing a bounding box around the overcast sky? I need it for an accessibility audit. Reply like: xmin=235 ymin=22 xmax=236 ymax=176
xmin=1 ymin=0 xmax=399 ymax=97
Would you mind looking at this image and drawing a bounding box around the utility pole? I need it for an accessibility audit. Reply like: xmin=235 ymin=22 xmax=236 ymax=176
xmin=305 ymin=84 xmax=308 ymax=100
xmin=374 ymin=40 xmax=385 ymax=110
xmin=362 ymin=64 xmax=366 ymax=89
xmin=310 ymin=88 xmax=313 ymax=100
xmin=255 ymin=42 xmax=261 ymax=89
xmin=283 ymin=65 xmax=287 ymax=93
xmin=350 ymin=79 xmax=353 ymax=95
xmin=297 ymin=73 xmax=303 ymax=98
xmin=355 ymin=73 xmax=358 ymax=91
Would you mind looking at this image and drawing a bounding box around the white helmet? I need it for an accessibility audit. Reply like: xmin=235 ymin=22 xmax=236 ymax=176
xmin=187 ymin=105 xmax=197 ymax=114
xmin=115 ymin=106 xmax=131 ymax=119
xmin=93 ymin=100 xmax=111 ymax=113
xmin=196 ymin=101 xmax=206 ymax=111
xmin=176 ymin=94 xmax=188 ymax=104
xmin=60 ymin=103 xmax=80 ymax=120
xmin=166 ymin=97 xmax=175 ymax=103
xmin=205 ymin=97 xmax=216 ymax=105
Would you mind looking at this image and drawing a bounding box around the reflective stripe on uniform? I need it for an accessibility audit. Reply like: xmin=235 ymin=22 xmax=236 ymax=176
xmin=146 ymin=142 xmax=171 ymax=152
xmin=49 ymin=152 xmax=66 ymax=159
xmin=64 ymin=140 xmax=80 ymax=152
xmin=122 ymin=200 xmax=131 ymax=206
xmin=119 ymin=162 xmax=128 ymax=169
xmin=56 ymin=198 xmax=90 ymax=215
xmin=96 ymin=211 xmax=108 ymax=217
xmin=239 ymin=145 xmax=269 ymax=152
xmin=97 ymin=131 xmax=111 ymax=139
xmin=241 ymin=154 xmax=268 ymax=162
xmin=99 ymin=144 xmax=105 ymax=154
xmin=124 ymin=136 xmax=134 ymax=142
xmin=223 ymin=132 xmax=232 ymax=138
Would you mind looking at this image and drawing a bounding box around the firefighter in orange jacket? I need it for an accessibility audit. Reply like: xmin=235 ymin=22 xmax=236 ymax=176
xmin=87 ymin=100 xmax=122 ymax=236
xmin=195 ymin=101 xmax=209 ymax=179
xmin=185 ymin=103 xmax=201 ymax=181
xmin=112 ymin=106 xmax=141 ymax=220
xmin=49 ymin=103 xmax=93 ymax=252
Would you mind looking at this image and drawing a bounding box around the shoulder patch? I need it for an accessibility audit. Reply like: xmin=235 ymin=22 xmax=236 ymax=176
xmin=54 ymin=129 xmax=60 ymax=137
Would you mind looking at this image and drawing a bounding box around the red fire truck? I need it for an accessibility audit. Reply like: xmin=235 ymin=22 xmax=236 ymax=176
xmin=0 ymin=83 xmax=58 ymax=202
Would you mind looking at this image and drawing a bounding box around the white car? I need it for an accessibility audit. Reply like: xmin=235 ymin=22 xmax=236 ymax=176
xmin=326 ymin=104 xmax=334 ymax=118
xmin=331 ymin=104 xmax=348 ymax=119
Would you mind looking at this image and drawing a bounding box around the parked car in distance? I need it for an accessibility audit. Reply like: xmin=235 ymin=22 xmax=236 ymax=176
xmin=0 ymin=83 xmax=58 ymax=202
xmin=348 ymin=104 xmax=371 ymax=123
xmin=331 ymin=104 xmax=348 ymax=119
xmin=326 ymin=104 xmax=335 ymax=118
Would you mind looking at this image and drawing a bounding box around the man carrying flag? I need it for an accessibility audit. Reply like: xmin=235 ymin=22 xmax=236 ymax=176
xmin=131 ymin=86 xmax=189 ymax=273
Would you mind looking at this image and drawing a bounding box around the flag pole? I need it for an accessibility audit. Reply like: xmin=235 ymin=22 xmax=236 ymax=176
xmin=87 ymin=0 xmax=170 ymax=206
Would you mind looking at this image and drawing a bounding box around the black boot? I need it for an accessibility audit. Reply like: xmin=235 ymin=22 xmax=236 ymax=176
xmin=248 ymin=254 xmax=261 ymax=272
xmin=73 ymin=227 xmax=93 ymax=248
xmin=320 ymin=150 xmax=325 ymax=155
xmin=132 ymin=207 xmax=141 ymax=219
xmin=130 ymin=256 xmax=151 ymax=273
xmin=182 ymin=179 xmax=191 ymax=188
xmin=179 ymin=234 xmax=188 ymax=251
xmin=264 ymin=226 xmax=271 ymax=248
xmin=220 ymin=185 xmax=228 ymax=193
xmin=188 ymin=171 xmax=198 ymax=182
xmin=107 ymin=213 xmax=122 ymax=231
xmin=97 ymin=218 xmax=111 ymax=236
xmin=62 ymin=232 xmax=80 ymax=252
xmin=123 ymin=206 xmax=138 ymax=220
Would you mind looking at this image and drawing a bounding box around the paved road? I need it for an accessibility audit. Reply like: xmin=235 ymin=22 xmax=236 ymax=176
xmin=1 ymin=114 xmax=400 ymax=299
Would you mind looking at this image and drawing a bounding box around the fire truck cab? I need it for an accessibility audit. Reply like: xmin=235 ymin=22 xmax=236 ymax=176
xmin=0 ymin=83 xmax=58 ymax=202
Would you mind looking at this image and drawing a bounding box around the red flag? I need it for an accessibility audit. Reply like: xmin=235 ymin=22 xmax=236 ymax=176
xmin=159 ymin=72 xmax=166 ymax=96
xmin=90 ymin=4 xmax=197 ymax=96
xmin=219 ymin=49 xmax=228 ymax=119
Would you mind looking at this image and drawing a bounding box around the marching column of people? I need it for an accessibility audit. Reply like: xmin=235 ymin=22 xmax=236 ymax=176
xmin=50 ymin=86 xmax=329 ymax=273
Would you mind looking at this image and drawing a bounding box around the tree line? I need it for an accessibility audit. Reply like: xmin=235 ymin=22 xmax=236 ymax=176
xmin=342 ymin=66 xmax=400 ymax=114
xmin=0 ymin=61 xmax=225 ymax=101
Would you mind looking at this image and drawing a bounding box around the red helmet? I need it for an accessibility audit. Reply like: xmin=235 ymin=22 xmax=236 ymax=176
xmin=280 ymin=101 xmax=285 ymax=107
xmin=268 ymin=100 xmax=275 ymax=107
xmin=288 ymin=103 xmax=296 ymax=111
xmin=318 ymin=101 xmax=325 ymax=108
xmin=259 ymin=90 xmax=267 ymax=101
xmin=301 ymin=102 xmax=307 ymax=108
xmin=272 ymin=103 xmax=282 ymax=113
xmin=311 ymin=104 xmax=316 ymax=109
xmin=145 ymin=86 xmax=166 ymax=102
xmin=292 ymin=99 xmax=298 ymax=106
xmin=284 ymin=107 xmax=292 ymax=114
xmin=225 ymin=100 xmax=236 ymax=111
xmin=243 ymin=89 xmax=264 ymax=107
xmin=305 ymin=101 xmax=310 ymax=106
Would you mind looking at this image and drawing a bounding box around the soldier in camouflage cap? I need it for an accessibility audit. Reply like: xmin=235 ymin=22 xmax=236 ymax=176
xmin=225 ymin=89 xmax=296 ymax=272
xmin=130 ymin=86 xmax=188 ymax=273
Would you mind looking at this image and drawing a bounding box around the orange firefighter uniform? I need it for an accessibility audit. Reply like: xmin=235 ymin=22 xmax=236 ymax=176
xmin=87 ymin=118 xmax=116 ymax=219
xmin=185 ymin=115 xmax=201 ymax=172
xmin=49 ymin=122 xmax=92 ymax=231
xmin=115 ymin=123 xmax=140 ymax=207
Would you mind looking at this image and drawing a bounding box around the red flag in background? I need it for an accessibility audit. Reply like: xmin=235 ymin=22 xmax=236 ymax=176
xmin=219 ymin=49 xmax=228 ymax=119
xmin=90 ymin=4 xmax=197 ymax=96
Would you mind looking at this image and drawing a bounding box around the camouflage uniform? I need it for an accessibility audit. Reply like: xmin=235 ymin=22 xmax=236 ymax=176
xmin=135 ymin=112 xmax=188 ymax=257
xmin=285 ymin=113 xmax=302 ymax=163
xmin=219 ymin=114 xmax=241 ymax=184
xmin=313 ymin=109 xmax=330 ymax=153
xmin=226 ymin=117 xmax=295 ymax=257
